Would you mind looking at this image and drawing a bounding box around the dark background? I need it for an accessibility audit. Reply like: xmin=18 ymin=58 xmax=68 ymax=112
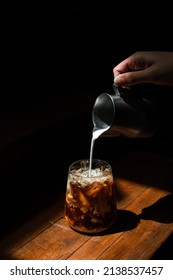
xmin=1 ymin=5 xmax=173 ymax=87
xmin=1 ymin=5 xmax=173 ymax=128
xmin=0 ymin=6 xmax=173 ymax=258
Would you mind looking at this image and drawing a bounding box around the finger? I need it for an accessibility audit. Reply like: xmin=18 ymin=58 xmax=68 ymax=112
xmin=114 ymin=69 xmax=151 ymax=87
xmin=113 ymin=60 xmax=131 ymax=76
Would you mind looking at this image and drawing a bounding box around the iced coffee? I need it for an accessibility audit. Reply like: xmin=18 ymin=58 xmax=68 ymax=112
xmin=64 ymin=159 xmax=117 ymax=233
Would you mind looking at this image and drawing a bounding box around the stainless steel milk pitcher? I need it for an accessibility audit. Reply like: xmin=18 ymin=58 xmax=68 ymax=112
xmin=92 ymin=84 xmax=160 ymax=138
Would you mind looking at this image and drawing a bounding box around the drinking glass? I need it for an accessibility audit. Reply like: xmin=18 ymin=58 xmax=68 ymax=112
xmin=64 ymin=159 xmax=117 ymax=233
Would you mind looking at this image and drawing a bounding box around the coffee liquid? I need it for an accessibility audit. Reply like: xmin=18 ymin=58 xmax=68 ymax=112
xmin=65 ymin=159 xmax=116 ymax=233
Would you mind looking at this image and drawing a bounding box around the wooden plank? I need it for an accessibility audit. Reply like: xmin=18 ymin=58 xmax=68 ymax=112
xmin=1 ymin=151 xmax=173 ymax=260
xmin=3 ymin=174 xmax=148 ymax=260
xmin=68 ymin=150 xmax=173 ymax=260
xmin=0 ymin=193 xmax=65 ymax=259
xmin=68 ymin=186 xmax=172 ymax=260
xmin=98 ymin=190 xmax=173 ymax=260
xmin=99 ymin=220 xmax=172 ymax=260
xmin=11 ymin=218 xmax=90 ymax=260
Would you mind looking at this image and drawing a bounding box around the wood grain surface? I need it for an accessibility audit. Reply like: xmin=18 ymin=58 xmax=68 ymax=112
xmin=0 ymin=151 xmax=173 ymax=260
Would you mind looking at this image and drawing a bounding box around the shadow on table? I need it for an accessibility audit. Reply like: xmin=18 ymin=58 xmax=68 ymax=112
xmin=138 ymin=193 xmax=173 ymax=223
xmin=86 ymin=193 xmax=173 ymax=236
xmin=108 ymin=209 xmax=140 ymax=234
xmin=85 ymin=209 xmax=140 ymax=236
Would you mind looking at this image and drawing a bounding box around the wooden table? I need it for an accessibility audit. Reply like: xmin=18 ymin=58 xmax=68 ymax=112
xmin=0 ymin=150 xmax=173 ymax=260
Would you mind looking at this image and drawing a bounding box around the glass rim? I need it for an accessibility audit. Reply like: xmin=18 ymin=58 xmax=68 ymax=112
xmin=68 ymin=158 xmax=112 ymax=178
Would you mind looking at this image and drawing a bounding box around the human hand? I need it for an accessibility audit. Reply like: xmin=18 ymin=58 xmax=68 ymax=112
xmin=113 ymin=51 xmax=173 ymax=87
